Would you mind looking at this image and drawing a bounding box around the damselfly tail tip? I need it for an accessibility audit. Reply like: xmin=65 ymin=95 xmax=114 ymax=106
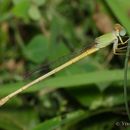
xmin=0 ymin=98 xmax=8 ymax=107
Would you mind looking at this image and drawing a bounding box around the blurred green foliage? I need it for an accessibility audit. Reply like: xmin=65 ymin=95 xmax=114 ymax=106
xmin=0 ymin=0 xmax=130 ymax=130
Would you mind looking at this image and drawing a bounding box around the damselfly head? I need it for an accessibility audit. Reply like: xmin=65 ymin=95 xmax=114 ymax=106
xmin=114 ymin=23 xmax=126 ymax=36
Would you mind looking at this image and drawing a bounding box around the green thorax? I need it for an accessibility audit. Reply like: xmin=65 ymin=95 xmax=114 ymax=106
xmin=95 ymin=32 xmax=117 ymax=49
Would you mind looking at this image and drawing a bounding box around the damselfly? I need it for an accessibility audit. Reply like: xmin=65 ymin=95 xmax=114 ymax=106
xmin=0 ymin=23 xmax=129 ymax=106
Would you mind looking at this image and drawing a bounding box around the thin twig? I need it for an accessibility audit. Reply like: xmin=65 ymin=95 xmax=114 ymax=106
xmin=124 ymin=38 xmax=130 ymax=120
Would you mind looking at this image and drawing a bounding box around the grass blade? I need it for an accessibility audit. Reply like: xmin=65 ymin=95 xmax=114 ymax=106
xmin=124 ymin=39 xmax=130 ymax=120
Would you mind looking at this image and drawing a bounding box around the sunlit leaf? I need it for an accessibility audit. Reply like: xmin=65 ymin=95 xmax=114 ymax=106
xmin=32 ymin=0 xmax=46 ymax=6
xmin=24 ymin=35 xmax=49 ymax=63
xmin=12 ymin=0 xmax=30 ymax=19
xmin=28 ymin=5 xmax=41 ymax=21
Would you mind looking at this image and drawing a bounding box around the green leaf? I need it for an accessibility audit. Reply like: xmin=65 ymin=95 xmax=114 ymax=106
xmin=28 ymin=5 xmax=41 ymax=21
xmin=24 ymin=35 xmax=49 ymax=63
xmin=12 ymin=0 xmax=30 ymax=19
xmin=0 ymin=109 xmax=39 ymax=130
xmin=105 ymin=0 xmax=130 ymax=34
xmin=33 ymin=110 xmax=87 ymax=130
xmin=32 ymin=0 xmax=46 ymax=6
xmin=1 ymin=69 xmax=130 ymax=96
xmin=33 ymin=117 xmax=61 ymax=130
xmin=12 ymin=0 xmax=23 ymax=5
xmin=0 ymin=0 xmax=11 ymax=13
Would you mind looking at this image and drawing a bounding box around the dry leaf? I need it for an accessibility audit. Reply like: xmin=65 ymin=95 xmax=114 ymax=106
xmin=93 ymin=12 xmax=113 ymax=33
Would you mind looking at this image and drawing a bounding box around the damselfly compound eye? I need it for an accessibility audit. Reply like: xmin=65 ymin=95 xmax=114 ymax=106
xmin=114 ymin=24 xmax=123 ymax=31
xmin=119 ymin=29 xmax=126 ymax=36
xmin=114 ymin=24 xmax=126 ymax=36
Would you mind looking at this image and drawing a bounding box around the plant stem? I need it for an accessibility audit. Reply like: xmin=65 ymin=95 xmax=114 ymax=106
xmin=124 ymin=39 xmax=130 ymax=121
